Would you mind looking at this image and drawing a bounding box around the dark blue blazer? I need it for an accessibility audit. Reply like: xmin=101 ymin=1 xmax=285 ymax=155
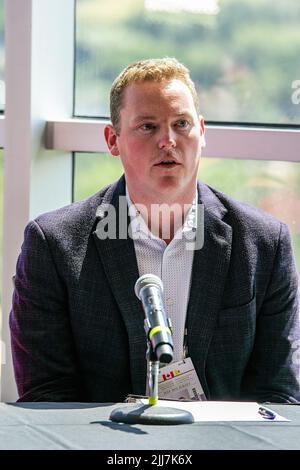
xmin=10 ymin=176 xmax=300 ymax=403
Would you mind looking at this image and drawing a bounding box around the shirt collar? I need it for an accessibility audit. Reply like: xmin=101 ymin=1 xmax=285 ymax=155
xmin=126 ymin=184 xmax=198 ymax=240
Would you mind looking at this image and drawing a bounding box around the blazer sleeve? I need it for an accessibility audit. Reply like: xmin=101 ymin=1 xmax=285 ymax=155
xmin=10 ymin=220 xmax=82 ymax=401
xmin=242 ymin=222 xmax=300 ymax=403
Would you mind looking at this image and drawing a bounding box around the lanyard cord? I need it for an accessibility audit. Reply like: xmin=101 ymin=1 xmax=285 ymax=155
xmin=183 ymin=327 xmax=189 ymax=360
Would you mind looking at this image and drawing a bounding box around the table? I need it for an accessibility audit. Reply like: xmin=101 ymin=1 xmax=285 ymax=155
xmin=0 ymin=402 xmax=299 ymax=450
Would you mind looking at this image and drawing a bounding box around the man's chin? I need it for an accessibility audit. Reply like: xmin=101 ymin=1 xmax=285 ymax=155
xmin=154 ymin=177 xmax=182 ymax=191
xmin=149 ymin=179 xmax=189 ymax=200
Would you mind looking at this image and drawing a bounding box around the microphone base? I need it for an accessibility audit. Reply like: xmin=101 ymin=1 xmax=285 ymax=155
xmin=110 ymin=404 xmax=194 ymax=425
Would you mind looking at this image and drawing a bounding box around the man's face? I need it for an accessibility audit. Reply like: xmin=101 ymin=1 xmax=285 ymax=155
xmin=105 ymin=79 xmax=205 ymax=204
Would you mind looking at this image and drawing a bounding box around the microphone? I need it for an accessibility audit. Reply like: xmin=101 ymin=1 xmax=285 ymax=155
xmin=110 ymin=275 xmax=193 ymax=424
xmin=135 ymin=274 xmax=173 ymax=364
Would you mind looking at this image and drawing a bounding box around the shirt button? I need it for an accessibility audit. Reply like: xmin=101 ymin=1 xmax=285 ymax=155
xmin=166 ymin=298 xmax=174 ymax=306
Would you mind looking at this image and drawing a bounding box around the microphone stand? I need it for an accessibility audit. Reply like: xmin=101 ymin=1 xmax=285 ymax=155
xmin=148 ymin=353 xmax=160 ymax=406
xmin=110 ymin=342 xmax=194 ymax=425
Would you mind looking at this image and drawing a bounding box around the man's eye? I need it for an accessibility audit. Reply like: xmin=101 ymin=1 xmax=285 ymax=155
xmin=175 ymin=119 xmax=190 ymax=129
xmin=140 ymin=123 xmax=156 ymax=131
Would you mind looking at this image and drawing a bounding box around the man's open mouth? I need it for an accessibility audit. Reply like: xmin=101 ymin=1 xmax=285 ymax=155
xmin=154 ymin=160 xmax=179 ymax=167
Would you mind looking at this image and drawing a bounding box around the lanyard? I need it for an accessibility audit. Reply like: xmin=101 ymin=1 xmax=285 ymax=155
xmin=183 ymin=327 xmax=189 ymax=360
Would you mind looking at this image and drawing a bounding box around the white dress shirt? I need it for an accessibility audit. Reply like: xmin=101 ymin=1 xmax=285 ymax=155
xmin=126 ymin=186 xmax=197 ymax=362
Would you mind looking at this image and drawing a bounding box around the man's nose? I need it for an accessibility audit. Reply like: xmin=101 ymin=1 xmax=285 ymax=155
xmin=158 ymin=127 xmax=176 ymax=150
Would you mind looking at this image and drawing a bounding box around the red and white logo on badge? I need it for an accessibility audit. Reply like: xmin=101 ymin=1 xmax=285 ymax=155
xmin=162 ymin=369 xmax=180 ymax=381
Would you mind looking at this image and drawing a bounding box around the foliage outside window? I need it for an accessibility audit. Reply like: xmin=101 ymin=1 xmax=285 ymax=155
xmin=75 ymin=0 xmax=300 ymax=125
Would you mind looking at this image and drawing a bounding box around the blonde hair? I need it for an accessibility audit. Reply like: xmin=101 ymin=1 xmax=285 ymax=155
xmin=110 ymin=57 xmax=200 ymax=132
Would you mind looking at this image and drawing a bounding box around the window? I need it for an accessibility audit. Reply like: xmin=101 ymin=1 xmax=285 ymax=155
xmin=0 ymin=0 xmax=4 ymax=112
xmin=75 ymin=0 xmax=300 ymax=125
xmin=74 ymin=152 xmax=123 ymax=201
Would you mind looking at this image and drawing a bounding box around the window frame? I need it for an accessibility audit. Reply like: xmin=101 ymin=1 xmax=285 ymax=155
xmin=45 ymin=118 xmax=300 ymax=161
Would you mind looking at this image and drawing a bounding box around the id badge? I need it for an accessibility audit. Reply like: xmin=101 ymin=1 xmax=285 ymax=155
xmin=158 ymin=357 xmax=206 ymax=401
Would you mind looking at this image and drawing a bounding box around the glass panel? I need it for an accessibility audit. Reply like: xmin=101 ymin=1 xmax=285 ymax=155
xmin=74 ymin=152 xmax=123 ymax=201
xmin=198 ymin=158 xmax=300 ymax=275
xmin=0 ymin=0 xmax=4 ymax=112
xmin=75 ymin=0 xmax=300 ymax=125
xmin=74 ymin=153 xmax=300 ymax=276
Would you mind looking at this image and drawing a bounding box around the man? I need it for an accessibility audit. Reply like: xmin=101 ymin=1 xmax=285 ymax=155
xmin=10 ymin=58 xmax=300 ymax=403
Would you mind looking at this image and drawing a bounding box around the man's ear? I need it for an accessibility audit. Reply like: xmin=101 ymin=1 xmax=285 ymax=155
xmin=199 ymin=116 xmax=206 ymax=147
xmin=104 ymin=124 xmax=120 ymax=156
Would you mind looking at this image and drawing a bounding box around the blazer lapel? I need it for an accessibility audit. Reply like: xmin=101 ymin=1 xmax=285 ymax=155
xmin=92 ymin=177 xmax=147 ymax=395
xmin=186 ymin=183 xmax=232 ymax=398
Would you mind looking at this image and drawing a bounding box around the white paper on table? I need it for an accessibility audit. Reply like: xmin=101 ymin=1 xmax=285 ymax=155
xmin=140 ymin=400 xmax=289 ymax=422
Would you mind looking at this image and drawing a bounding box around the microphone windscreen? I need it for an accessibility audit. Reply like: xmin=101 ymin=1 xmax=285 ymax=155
xmin=134 ymin=274 xmax=163 ymax=300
